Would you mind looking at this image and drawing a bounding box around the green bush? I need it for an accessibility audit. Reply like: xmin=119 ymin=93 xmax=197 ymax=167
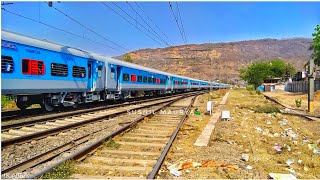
xmin=295 ymin=99 xmax=302 ymax=108
xmin=256 ymin=90 xmax=262 ymax=95
xmin=1 ymin=95 xmax=12 ymax=107
xmin=41 ymin=161 xmax=73 ymax=179
xmin=246 ymin=85 xmax=255 ymax=91
xmin=254 ymin=105 xmax=280 ymax=113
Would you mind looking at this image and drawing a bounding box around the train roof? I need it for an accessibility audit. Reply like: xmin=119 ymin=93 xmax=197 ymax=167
xmin=2 ymin=30 xmax=209 ymax=83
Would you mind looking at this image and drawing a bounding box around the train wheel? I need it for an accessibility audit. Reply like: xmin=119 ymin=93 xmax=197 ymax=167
xmin=16 ymin=102 xmax=28 ymax=111
xmin=41 ymin=99 xmax=54 ymax=112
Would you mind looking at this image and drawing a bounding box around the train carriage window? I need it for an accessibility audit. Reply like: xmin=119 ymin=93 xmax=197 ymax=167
xmin=51 ymin=63 xmax=67 ymax=77
xmin=138 ymin=75 xmax=142 ymax=82
xmin=148 ymin=77 xmax=152 ymax=83
xmin=72 ymin=66 xmax=86 ymax=78
xmin=110 ymin=67 xmax=115 ymax=79
xmin=2 ymin=56 xmax=14 ymax=73
xmin=98 ymin=66 xmax=102 ymax=78
xmin=152 ymin=78 xmax=156 ymax=84
xmin=22 ymin=59 xmax=45 ymax=75
xmin=143 ymin=76 xmax=147 ymax=83
xmin=160 ymin=79 xmax=163 ymax=84
xmin=131 ymin=74 xmax=137 ymax=82
xmin=164 ymin=79 xmax=167 ymax=84
xmin=123 ymin=73 xmax=129 ymax=81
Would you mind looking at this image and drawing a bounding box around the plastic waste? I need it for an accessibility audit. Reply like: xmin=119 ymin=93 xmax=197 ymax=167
xmin=255 ymin=127 xmax=263 ymax=133
xmin=241 ymin=154 xmax=250 ymax=162
xmin=170 ymin=169 xmax=182 ymax=177
xmin=269 ymin=173 xmax=297 ymax=180
xmin=313 ymin=149 xmax=320 ymax=154
xmin=286 ymin=159 xmax=294 ymax=166
xmin=274 ymin=133 xmax=280 ymax=137
xmin=223 ymin=164 xmax=239 ymax=171
xmin=201 ymin=160 xmax=225 ymax=167
xmin=273 ymin=144 xmax=283 ymax=152
xmin=297 ymin=160 xmax=302 ymax=164
xmin=246 ymin=165 xmax=253 ymax=170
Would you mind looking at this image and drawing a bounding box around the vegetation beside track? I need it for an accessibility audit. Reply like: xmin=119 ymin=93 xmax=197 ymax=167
xmin=160 ymin=89 xmax=319 ymax=179
xmin=40 ymin=160 xmax=74 ymax=179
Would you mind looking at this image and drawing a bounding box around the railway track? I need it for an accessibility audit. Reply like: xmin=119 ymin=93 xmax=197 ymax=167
xmin=1 ymin=92 xmax=195 ymax=122
xmin=1 ymin=94 xmax=189 ymax=147
xmin=1 ymin=92 xmax=202 ymax=178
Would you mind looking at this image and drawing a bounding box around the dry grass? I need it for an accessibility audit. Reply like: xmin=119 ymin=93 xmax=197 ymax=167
xmin=264 ymin=91 xmax=320 ymax=115
xmin=161 ymin=89 xmax=319 ymax=179
xmin=212 ymin=89 xmax=320 ymax=178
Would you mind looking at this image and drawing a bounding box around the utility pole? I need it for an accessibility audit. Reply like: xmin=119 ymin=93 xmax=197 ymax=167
xmin=308 ymin=58 xmax=315 ymax=113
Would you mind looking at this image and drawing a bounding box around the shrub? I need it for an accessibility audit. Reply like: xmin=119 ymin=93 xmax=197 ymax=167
xmin=254 ymin=105 xmax=280 ymax=113
xmin=246 ymin=85 xmax=255 ymax=91
xmin=295 ymin=99 xmax=302 ymax=108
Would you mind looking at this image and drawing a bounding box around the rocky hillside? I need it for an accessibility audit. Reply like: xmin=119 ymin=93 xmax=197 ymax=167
xmin=118 ymin=38 xmax=312 ymax=83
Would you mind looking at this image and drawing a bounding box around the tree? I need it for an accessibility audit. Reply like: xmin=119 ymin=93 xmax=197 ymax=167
xmin=240 ymin=60 xmax=296 ymax=89
xmin=311 ymin=24 xmax=320 ymax=65
xmin=123 ymin=54 xmax=133 ymax=63
xmin=284 ymin=63 xmax=296 ymax=80
xmin=240 ymin=61 xmax=271 ymax=89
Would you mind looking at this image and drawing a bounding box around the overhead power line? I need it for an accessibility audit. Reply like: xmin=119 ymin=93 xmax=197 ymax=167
xmin=102 ymin=2 xmax=163 ymax=47
xmin=48 ymin=3 xmax=129 ymax=52
xmin=1 ymin=8 xmax=122 ymax=52
xmin=169 ymin=2 xmax=186 ymax=44
xmin=175 ymin=2 xmax=187 ymax=43
xmin=134 ymin=2 xmax=175 ymax=46
xmin=126 ymin=1 xmax=171 ymax=47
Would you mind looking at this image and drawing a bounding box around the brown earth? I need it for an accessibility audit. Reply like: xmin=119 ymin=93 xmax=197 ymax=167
xmin=160 ymin=89 xmax=320 ymax=179
xmin=117 ymin=38 xmax=312 ymax=84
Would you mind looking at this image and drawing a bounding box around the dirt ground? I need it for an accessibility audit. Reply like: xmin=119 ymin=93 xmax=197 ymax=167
xmin=159 ymin=89 xmax=320 ymax=179
xmin=264 ymin=90 xmax=320 ymax=116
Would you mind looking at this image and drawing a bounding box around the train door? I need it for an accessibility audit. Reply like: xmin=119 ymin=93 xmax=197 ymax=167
xmin=87 ymin=61 xmax=93 ymax=91
xmin=106 ymin=64 xmax=119 ymax=91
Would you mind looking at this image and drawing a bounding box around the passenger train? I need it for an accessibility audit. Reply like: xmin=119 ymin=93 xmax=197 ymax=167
xmin=1 ymin=30 xmax=228 ymax=111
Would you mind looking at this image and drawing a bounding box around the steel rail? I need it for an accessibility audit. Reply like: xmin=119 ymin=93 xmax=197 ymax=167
xmin=1 ymin=95 xmax=186 ymax=147
xmin=147 ymin=94 xmax=197 ymax=179
xmin=27 ymin=93 xmax=202 ymax=179
xmin=2 ymin=91 xmax=202 ymax=131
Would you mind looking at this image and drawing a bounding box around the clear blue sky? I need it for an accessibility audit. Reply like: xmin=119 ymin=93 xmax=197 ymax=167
xmin=2 ymin=1 xmax=320 ymax=56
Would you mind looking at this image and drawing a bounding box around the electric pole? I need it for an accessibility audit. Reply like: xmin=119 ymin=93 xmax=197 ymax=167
xmin=308 ymin=58 xmax=315 ymax=113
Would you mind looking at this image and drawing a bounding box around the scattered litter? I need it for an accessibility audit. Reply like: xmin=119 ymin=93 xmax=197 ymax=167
xmin=281 ymin=132 xmax=288 ymax=138
xmin=308 ymin=144 xmax=318 ymax=150
xmin=170 ymin=169 xmax=182 ymax=177
xmin=313 ymin=149 xmax=320 ymax=154
xmin=303 ymin=166 xmax=309 ymax=172
xmin=288 ymin=168 xmax=296 ymax=176
xmin=241 ymin=154 xmax=250 ymax=162
xmin=269 ymin=173 xmax=297 ymax=180
xmin=287 ymin=130 xmax=298 ymax=139
xmin=274 ymin=133 xmax=280 ymax=137
xmin=292 ymin=141 xmax=298 ymax=145
xmin=266 ymin=121 xmax=272 ymax=125
xmin=273 ymin=144 xmax=283 ymax=152
xmin=176 ymin=147 xmax=183 ymax=151
xmin=284 ymin=144 xmax=292 ymax=151
xmin=246 ymin=165 xmax=253 ymax=170
xmin=201 ymin=160 xmax=225 ymax=167
xmin=284 ymin=108 xmax=291 ymax=111
xmin=280 ymin=119 xmax=288 ymax=126
xmin=223 ymin=165 xmax=239 ymax=171
xmin=286 ymin=159 xmax=294 ymax=166
xmin=185 ymin=170 xmax=190 ymax=174
xmin=242 ymin=135 xmax=247 ymax=138
xmin=297 ymin=160 xmax=302 ymax=164
xmin=255 ymin=127 xmax=263 ymax=133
